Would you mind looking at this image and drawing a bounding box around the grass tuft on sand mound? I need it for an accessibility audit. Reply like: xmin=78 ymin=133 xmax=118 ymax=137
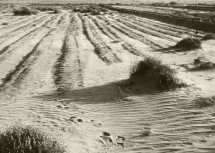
xmin=202 ymin=33 xmax=215 ymax=40
xmin=194 ymin=96 xmax=215 ymax=107
xmin=129 ymin=57 xmax=186 ymax=90
xmin=0 ymin=124 xmax=66 ymax=153
xmin=175 ymin=37 xmax=201 ymax=50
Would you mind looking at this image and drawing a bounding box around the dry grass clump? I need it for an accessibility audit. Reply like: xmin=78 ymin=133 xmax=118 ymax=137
xmin=202 ymin=33 xmax=215 ymax=40
xmin=13 ymin=6 xmax=38 ymax=16
xmin=35 ymin=6 xmax=56 ymax=12
xmin=192 ymin=57 xmax=215 ymax=71
xmin=91 ymin=10 xmax=101 ymax=15
xmin=0 ymin=124 xmax=66 ymax=153
xmin=53 ymin=8 xmax=60 ymax=14
xmin=73 ymin=7 xmax=81 ymax=12
xmin=73 ymin=5 xmax=108 ymax=15
xmin=194 ymin=96 xmax=215 ymax=107
xmin=2 ymin=22 xmax=8 ymax=25
xmin=129 ymin=57 xmax=186 ymax=90
xmin=175 ymin=37 xmax=201 ymax=50
xmin=193 ymin=62 xmax=215 ymax=70
xmin=35 ymin=7 xmax=60 ymax=14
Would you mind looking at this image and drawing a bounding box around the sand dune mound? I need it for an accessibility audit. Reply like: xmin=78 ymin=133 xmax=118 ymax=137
xmin=130 ymin=57 xmax=186 ymax=90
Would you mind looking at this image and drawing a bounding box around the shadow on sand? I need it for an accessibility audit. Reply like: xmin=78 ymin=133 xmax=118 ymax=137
xmin=36 ymin=81 xmax=124 ymax=105
xmin=152 ymin=46 xmax=195 ymax=53
xmin=35 ymin=80 xmax=163 ymax=105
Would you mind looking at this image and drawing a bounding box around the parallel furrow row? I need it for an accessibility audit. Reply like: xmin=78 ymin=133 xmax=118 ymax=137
xmin=0 ymin=14 xmax=48 ymax=39
xmin=0 ymin=14 xmax=43 ymax=31
xmin=0 ymin=13 xmax=67 ymax=88
xmin=0 ymin=14 xmax=61 ymax=57
xmin=90 ymin=16 xmax=144 ymax=56
xmin=98 ymin=16 xmax=163 ymax=49
xmin=112 ymin=15 xmax=179 ymax=42
xmin=80 ymin=15 xmax=121 ymax=64
xmin=120 ymin=14 xmax=204 ymax=38
xmin=0 ymin=30 xmax=54 ymax=88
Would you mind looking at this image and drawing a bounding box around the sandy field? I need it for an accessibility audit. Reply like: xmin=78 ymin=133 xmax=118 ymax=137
xmin=0 ymin=3 xmax=215 ymax=153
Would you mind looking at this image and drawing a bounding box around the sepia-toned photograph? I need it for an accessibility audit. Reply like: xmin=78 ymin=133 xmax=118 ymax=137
xmin=0 ymin=0 xmax=214 ymax=152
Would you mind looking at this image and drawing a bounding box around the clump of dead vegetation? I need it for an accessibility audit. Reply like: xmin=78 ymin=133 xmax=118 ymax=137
xmin=13 ymin=6 xmax=38 ymax=16
xmin=35 ymin=6 xmax=56 ymax=12
xmin=194 ymin=96 xmax=215 ymax=107
xmin=129 ymin=57 xmax=186 ymax=90
xmin=190 ymin=57 xmax=215 ymax=71
xmin=53 ymin=9 xmax=61 ymax=14
xmin=73 ymin=7 xmax=81 ymax=12
xmin=73 ymin=5 xmax=108 ymax=15
xmin=2 ymin=22 xmax=8 ymax=25
xmin=175 ymin=37 xmax=201 ymax=50
xmin=35 ymin=6 xmax=60 ymax=14
xmin=0 ymin=124 xmax=66 ymax=153
xmin=202 ymin=33 xmax=215 ymax=40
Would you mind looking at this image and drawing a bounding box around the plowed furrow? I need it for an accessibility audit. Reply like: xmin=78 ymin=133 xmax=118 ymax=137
xmin=0 ymin=14 xmax=47 ymax=38
xmin=89 ymin=16 xmax=117 ymax=40
xmin=57 ymin=13 xmax=69 ymax=25
xmin=0 ymin=14 xmax=62 ymax=57
xmin=0 ymin=16 xmax=25 ymax=27
xmin=0 ymin=15 xmax=50 ymax=43
xmin=6 ymin=13 xmax=73 ymax=95
xmin=114 ymin=15 xmax=180 ymax=41
xmin=0 ymin=14 xmax=42 ymax=31
xmin=106 ymin=16 xmax=175 ymax=48
xmin=121 ymin=14 xmax=187 ymax=32
xmin=117 ymin=11 xmax=205 ymax=32
xmin=0 ymin=13 xmax=65 ymax=87
xmin=0 ymin=30 xmax=54 ymax=88
xmin=54 ymin=34 xmax=83 ymax=90
xmin=54 ymin=14 xmax=85 ymax=91
xmin=120 ymin=14 xmax=204 ymax=38
xmin=53 ymin=30 xmax=72 ymax=90
xmin=99 ymin=16 xmax=162 ymax=49
xmin=87 ymin=16 xmax=131 ymax=61
xmin=111 ymin=16 xmax=178 ymax=42
xmin=90 ymin=16 xmax=143 ymax=56
xmin=80 ymin=15 xmax=121 ymax=64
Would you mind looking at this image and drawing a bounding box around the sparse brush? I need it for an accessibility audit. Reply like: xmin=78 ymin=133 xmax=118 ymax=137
xmin=53 ymin=8 xmax=60 ymax=14
xmin=80 ymin=7 xmax=91 ymax=13
xmin=191 ymin=58 xmax=215 ymax=71
xmin=175 ymin=37 xmax=201 ymax=50
xmin=193 ymin=62 xmax=215 ymax=70
xmin=202 ymin=33 xmax=215 ymax=40
xmin=100 ymin=8 xmax=108 ymax=12
xmin=35 ymin=7 xmax=57 ymax=12
xmin=77 ymin=5 xmax=105 ymax=15
xmin=73 ymin=8 xmax=81 ymax=12
xmin=2 ymin=22 xmax=8 ymax=25
xmin=194 ymin=96 xmax=215 ymax=107
xmin=91 ymin=10 xmax=101 ymax=15
xmin=129 ymin=57 xmax=186 ymax=90
xmin=13 ymin=7 xmax=38 ymax=16
xmin=0 ymin=124 xmax=66 ymax=153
